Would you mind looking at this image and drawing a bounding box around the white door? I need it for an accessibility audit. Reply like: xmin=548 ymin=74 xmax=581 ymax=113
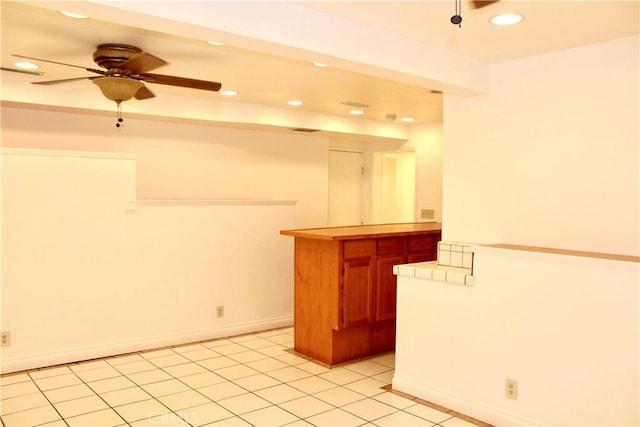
xmin=328 ymin=150 xmax=363 ymax=226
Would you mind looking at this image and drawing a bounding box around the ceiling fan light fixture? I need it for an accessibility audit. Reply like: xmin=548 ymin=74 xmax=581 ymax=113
xmin=349 ymin=110 xmax=364 ymax=115
xmin=313 ymin=62 xmax=329 ymax=68
xmin=92 ymin=76 xmax=143 ymax=102
xmin=287 ymin=100 xmax=304 ymax=106
xmin=401 ymin=117 xmax=415 ymax=122
xmin=220 ymin=90 xmax=238 ymax=96
xmin=207 ymin=41 xmax=224 ymax=46
xmin=491 ymin=13 xmax=523 ymax=26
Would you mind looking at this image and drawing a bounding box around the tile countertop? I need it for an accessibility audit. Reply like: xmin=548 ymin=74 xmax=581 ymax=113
xmin=394 ymin=261 xmax=475 ymax=286
xmin=394 ymin=242 xmax=639 ymax=289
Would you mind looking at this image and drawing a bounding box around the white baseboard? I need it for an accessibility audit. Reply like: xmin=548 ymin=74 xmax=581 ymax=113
xmin=1 ymin=316 xmax=293 ymax=374
xmin=392 ymin=373 xmax=545 ymax=427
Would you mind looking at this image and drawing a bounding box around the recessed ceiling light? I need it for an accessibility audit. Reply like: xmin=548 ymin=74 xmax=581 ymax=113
xmin=401 ymin=117 xmax=415 ymax=122
xmin=313 ymin=62 xmax=329 ymax=68
xmin=220 ymin=90 xmax=238 ymax=96
xmin=491 ymin=13 xmax=523 ymax=25
xmin=58 ymin=10 xmax=88 ymax=19
xmin=287 ymin=100 xmax=304 ymax=106
xmin=14 ymin=61 xmax=39 ymax=70
xmin=207 ymin=41 xmax=224 ymax=46
xmin=349 ymin=110 xmax=364 ymax=115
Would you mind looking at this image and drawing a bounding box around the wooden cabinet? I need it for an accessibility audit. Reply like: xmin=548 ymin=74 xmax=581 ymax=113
xmin=281 ymin=223 xmax=441 ymax=365
xmin=375 ymin=253 xmax=404 ymax=321
xmin=341 ymin=257 xmax=374 ymax=328
xmin=407 ymin=234 xmax=439 ymax=263
xmin=340 ymin=240 xmax=374 ymax=329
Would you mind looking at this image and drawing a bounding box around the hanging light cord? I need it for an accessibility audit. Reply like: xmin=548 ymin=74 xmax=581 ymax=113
xmin=115 ymin=101 xmax=124 ymax=128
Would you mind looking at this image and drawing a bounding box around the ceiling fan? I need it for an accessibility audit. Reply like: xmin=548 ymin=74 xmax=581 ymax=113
xmin=12 ymin=44 xmax=222 ymax=126
xmin=470 ymin=0 xmax=499 ymax=8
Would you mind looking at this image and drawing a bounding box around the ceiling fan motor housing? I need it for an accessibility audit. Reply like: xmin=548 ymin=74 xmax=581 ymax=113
xmin=93 ymin=44 xmax=142 ymax=70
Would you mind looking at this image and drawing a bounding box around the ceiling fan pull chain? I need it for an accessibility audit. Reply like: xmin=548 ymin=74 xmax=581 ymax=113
xmin=115 ymin=101 xmax=124 ymax=128
xmin=451 ymin=0 xmax=463 ymax=27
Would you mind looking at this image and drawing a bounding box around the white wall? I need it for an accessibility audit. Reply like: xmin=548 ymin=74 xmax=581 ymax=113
xmin=392 ymin=35 xmax=639 ymax=426
xmin=442 ymin=36 xmax=639 ymax=256
xmin=412 ymin=122 xmax=443 ymax=223
xmin=0 ymin=106 xmax=334 ymax=372
xmin=0 ymin=101 xmax=445 ymax=373
xmin=394 ymin=248 xmax=639 ymax=426
xmin=0 ymin=148 xmax=296 ymax=373
xmin=1 ymin=106 xmax=330 ymax=228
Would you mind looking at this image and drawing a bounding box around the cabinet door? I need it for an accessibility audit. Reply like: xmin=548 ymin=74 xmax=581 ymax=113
xmin=407 ymin=233 xmax=440 ymax=262
xmin=341 ymin=259 xmax=373 ymax=328
xmin=375 ymin=254 xmax=405 ymax=321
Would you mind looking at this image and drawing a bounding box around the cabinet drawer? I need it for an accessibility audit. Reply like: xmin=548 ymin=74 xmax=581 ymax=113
xmin=343 ymin=240 xmax=375 ymax=259
xmin=408 ymin=234 xmax=438 ymax=253
xmin=377 ymin=237 xmax=405 ymax=255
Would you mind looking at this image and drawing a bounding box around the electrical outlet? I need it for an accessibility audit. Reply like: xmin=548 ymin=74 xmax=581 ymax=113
xmin=216 ymin=305 xmax=224 ymax=319
xmin=420 ymin=209 xmax=435 ymax=220
xmin=506 ymin=378 xmax=518 ymax=400
xmin=1 ymin=331 xmax=10 ymax=347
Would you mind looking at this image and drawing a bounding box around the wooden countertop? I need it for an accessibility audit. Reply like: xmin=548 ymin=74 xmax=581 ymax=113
xmin=280 ymin=222 xmax=442 ymax=241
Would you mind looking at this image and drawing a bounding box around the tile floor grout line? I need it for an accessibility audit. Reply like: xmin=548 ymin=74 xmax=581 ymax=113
xmin=204 ymin=332 xmax=309 ymax=426
xmin=52 ymin=350 xmax=190 ymax=427
xmin=123 ymin=331 xmax=298 ymax=426
xmin=149 ymin=332 xmax=358 ymax=426
xmin=188 ymin=336 xmax=308 ymax=425
xmin=25 ymin=370 xmax=71 ymax=427
xmin=217 ymin=339 xmax=395 ymax=427
xmin=2 ymin=328 xmax=489 ymax=427
xmin=57 ymin=361 xmax=135 ymax=427
xmin=102 ymin=366 xmax=195 ymax=426
xmin=215 ymin=335 xmax=397 ymax=427
xmin=140 ymin=352 xmax=247 ymax=426
xmin=1 ymin=332 xmax=287 ymax=425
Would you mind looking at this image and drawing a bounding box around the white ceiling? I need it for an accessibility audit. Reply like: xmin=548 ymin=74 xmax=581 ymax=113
xmin=299 ymin=1 xmax=639 ymax=63
xmin=1 ymin=1 xmax=638 ymax=134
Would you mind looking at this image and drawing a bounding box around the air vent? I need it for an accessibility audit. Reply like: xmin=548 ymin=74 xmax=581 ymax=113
xmin=341 ymin=101 xmax=371 ymax=109
xmin=290 ymin=127 xmax=320 ymax=133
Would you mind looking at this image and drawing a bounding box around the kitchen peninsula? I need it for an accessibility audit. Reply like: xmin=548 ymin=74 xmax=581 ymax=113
xmin=280 ymin=222 xmax=442 ymax=365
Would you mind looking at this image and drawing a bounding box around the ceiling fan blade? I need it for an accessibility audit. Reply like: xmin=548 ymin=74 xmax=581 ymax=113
xmin=12 ymin=54 xmax=106 ymax=75
xmin=470 ymin=0 xmax=499 ymax=9
xmin=120 ymin=52 xmax=168 ymax=74
xmin=31 ymin=76 xmax=96 ymax=85
xmin=1 ymin=67 xmax=43 ymax=76
xmin=138 ymin=73 xmax=222 ymax=92
xmin=134 ymin=85 xmax=156 ymax=100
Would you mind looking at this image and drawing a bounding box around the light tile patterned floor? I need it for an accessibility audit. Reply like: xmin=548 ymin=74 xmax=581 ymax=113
xmin=0 ymin=327 xmax=491 ymax=427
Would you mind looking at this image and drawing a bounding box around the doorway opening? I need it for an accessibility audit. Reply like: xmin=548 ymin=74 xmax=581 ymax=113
xmin=328 ymin=150 xmax=364 ymax=226
xmin=328 ymin=149 xmax=416 ymax=226
xmin=375 ymin=151 xmax=416 ymax=224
